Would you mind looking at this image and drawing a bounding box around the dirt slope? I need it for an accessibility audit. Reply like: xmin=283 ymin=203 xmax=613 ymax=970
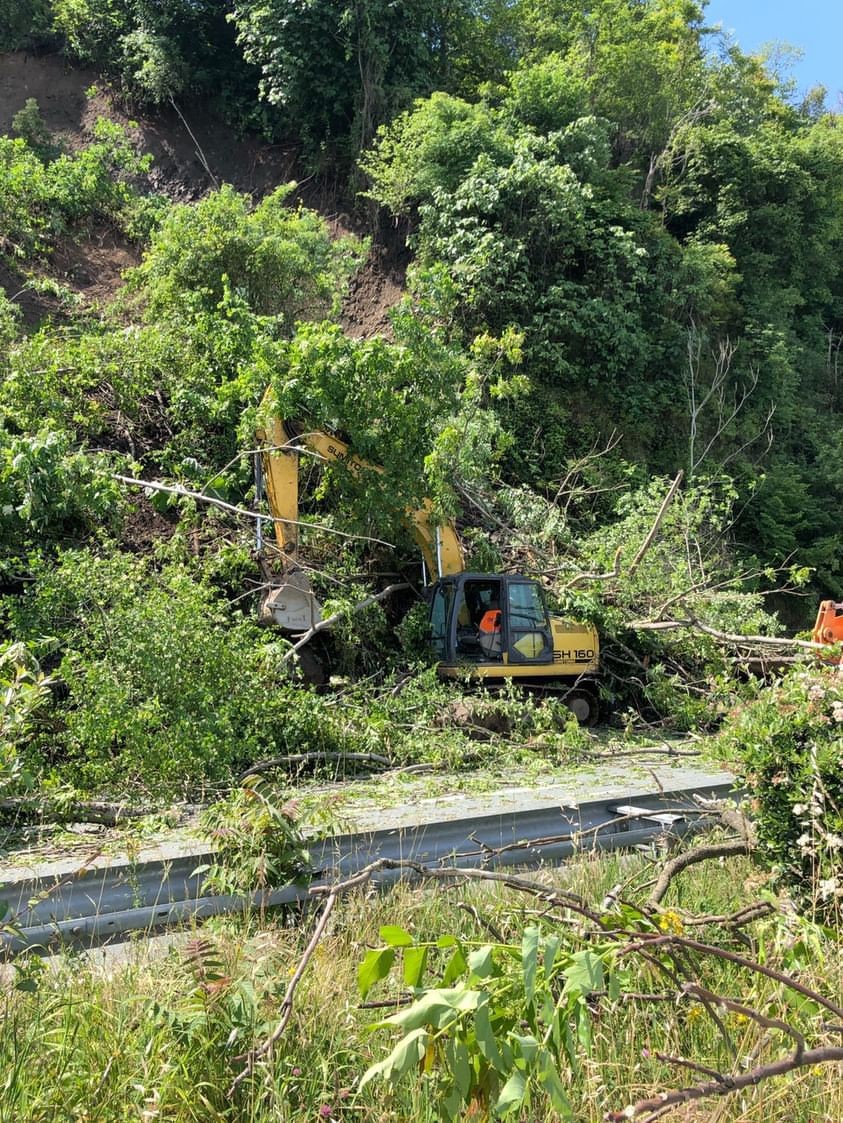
xmin=0 ymin=51 xmax=406 ymax=333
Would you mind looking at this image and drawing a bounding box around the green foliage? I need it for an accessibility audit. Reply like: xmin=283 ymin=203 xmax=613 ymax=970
xmin=0 ymin=117 xmax=154 ymax=261
xmin=0 ymin=0 xmax=54 ymax=50
xmin=11 ymin=98 xmax=56 ymax=159
xmin=359 ymin=921 xmax=614 ymax=1119
xmin=716 ymin=667 xmax=843 ymax=915
xmin=550 ymin=476 xmax=785 ymax=727
xmin=0 ymin=642 xmax=49 ymax=795
xmin=0 ymin=288 xmax=21 ymax=347
xmin=0 ymin=427 xmax=122 ymax=570
xmin=232 ymin=0 xmax=504 ymax=164
xmin=199 ymin=777 xmax=312 ymax=896
xmin=361 ymin=93 xmax=513 ymax=214
xmin=52 ymin=0 xmax=254 ymax=109
xmin=3 ymin=550 xmax=304 ymax=796
xmin=119 ymin=26 xmax=189 ymax=102
xmin=131 ymin=183 xmax=365 ymax=324
xmin=258 ymin=315 xmax=516 ymax=529
xmin=366 ymin=97 xmax=693 ymax=460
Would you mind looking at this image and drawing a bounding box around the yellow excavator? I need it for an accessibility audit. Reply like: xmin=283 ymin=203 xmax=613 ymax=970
xmin=256 ymin=396 xmax=601 ymax=723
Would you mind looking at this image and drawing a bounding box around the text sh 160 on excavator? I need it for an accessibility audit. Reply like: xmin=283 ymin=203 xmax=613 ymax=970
xmin=255 ymin=392 xmax=601 ymax=723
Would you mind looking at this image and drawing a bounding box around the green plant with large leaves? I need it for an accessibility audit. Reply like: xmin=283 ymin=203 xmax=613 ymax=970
xmin=359 ymin=921 xmax=619 ymax=1120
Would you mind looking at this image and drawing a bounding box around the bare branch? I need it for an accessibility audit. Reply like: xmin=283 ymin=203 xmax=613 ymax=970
xmin=610 ymin=1044 xmax=843 ymax=1121
xmin=619 ymin=934 xmax=843 ymax=1021
xmin=239 ymin=751 xmax=393 ymax=781
xmin=682 ymin=982 xmax=805 ymax=1058
xmin=629 ymin=615 xmax=827 ymax=652
xmin=649 ymin=838 xmax=751 ymax=905
xmin=113 ymin=474 xmax=393 ymax=548
xmin=627 ymin=471 xmax=684 ymax=576
xmin=0 ymin=797 xmax=153 ymax=826
xmin=564 ymin=547 xmax=623 ymax=589
xmin=230 ymin=890 xmax=338 ymax=1093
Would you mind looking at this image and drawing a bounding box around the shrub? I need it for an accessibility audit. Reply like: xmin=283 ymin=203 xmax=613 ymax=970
xmin=4 ymin=551 xmax=297 ymax=796
xmin=130 ymin=184 xmax=365 ymax=324
xmin=715 ymin=665 xmax=843 ymax=915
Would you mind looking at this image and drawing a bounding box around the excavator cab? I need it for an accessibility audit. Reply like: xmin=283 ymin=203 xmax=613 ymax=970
xmin=431 ymin=574 xmax=554 ymax=666
xmin=430 ymin=573 xmax=600 ymax=722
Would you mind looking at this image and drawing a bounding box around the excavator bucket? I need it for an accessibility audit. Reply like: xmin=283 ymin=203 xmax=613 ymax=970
xmin=260 ymin=569 xmax=323 ymax=632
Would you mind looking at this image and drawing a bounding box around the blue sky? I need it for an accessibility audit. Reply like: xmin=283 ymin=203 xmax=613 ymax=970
xmin=703 ymin=0 xmax=842 ymax=103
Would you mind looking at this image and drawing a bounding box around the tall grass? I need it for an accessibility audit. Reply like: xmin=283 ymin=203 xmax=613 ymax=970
xmin=0 ymin=851 xmax=840 ymax=1122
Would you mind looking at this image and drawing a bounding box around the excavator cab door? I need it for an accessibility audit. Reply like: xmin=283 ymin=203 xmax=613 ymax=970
xmin=429 ymin=581 xmax=454 ymax=659
xmin=504 ymin=580 xmax=553 ymax=664
xmin=450 ymin=578 xmax=504 ymax=661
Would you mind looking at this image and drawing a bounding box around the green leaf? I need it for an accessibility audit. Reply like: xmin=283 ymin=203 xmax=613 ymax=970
xmin=468 ymin=945 xmax=494 ymax=979
xmin=575 ymin=1002 xmax=592 ymax=1051
xmin=379 ymin=924 xmax=414 ymax=947
xmin=359 ymin=1026 xmax=428 ymax=1089
xmin=443 ymin=1085 xmax=463 ymax=1121
xmin=388 ymin=987 xmax=482 ymax=1030
xmin=538 ymin=1049 xmax=572 ymax=1120
xmin=403 ymin=945 xmax=428 ymax=989
xmin=495 ymin=1070 xmax=527 ymax=1116
xmin=521 ymin=926 xmax=539 ymax=1003
xmin=358 ymin=947 xmax=395 ymax=1000
xmin=450 ymin=1039 xmax=472 ymax=1098
xmin=474 ymin=1002 xmax=506 ymax=1073
xmin=511 ymin=1032 xmax=539 ymax=1063
xmin=442 ymin=944 xmax=468 ymax=985
xmin=562 ymin=950 xmax=604 ymax=999
xmin=543 ymin=934 xmax=561 ymax=979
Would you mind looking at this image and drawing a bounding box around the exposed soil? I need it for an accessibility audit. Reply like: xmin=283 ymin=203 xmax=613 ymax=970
xmin=118 ymin=495 xmax=179 ymax=554
xmin=0 ymin=52 xmax=299 ymax=199
xmin=0 ymin=51 xmax=408 ymax=331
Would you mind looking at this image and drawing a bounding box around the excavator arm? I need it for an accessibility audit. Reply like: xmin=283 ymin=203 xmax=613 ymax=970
xmin=255 ymin=390 xmax=464 ymax=630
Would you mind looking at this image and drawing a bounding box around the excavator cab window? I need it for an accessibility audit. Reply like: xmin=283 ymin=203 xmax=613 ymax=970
xmin=506 ymin=581 xmax=553 ymax=664
xmin=429 ymin=583 xmax=454 ymax=659
xmin=454 ymin=579 xmax=504 ymax=661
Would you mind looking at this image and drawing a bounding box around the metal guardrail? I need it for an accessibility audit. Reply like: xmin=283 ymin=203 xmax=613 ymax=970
xmin=0 ymin=776 xmax=735 ymax=954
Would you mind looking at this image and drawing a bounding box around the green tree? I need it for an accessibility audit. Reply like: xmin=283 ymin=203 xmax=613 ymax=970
xmin=130 ymin=183 xmax=365 ymax=324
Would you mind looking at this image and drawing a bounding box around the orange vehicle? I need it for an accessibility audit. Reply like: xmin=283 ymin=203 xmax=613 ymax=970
xmin=813 ymin=601 xmax=843 ymax=648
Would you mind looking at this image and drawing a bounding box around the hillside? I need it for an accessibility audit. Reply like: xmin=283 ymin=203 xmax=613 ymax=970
xmin=0 ymin=51 xmax=404 ymax=334
xmin=1 ymin=7 xmax=842 ymax=1122
xmin=1 ymin=7 xmax=842 ymax=796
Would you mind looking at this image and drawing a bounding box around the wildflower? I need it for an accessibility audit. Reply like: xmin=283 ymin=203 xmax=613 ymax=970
xmin=657 ymin=909 xmax=684 ymax=935
xmin=318 ymin=1107 xmax=333 ymax=1120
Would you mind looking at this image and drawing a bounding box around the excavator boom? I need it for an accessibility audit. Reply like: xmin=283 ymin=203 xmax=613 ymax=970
xmin=255 ymin=391 xmax=463 ymax=629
